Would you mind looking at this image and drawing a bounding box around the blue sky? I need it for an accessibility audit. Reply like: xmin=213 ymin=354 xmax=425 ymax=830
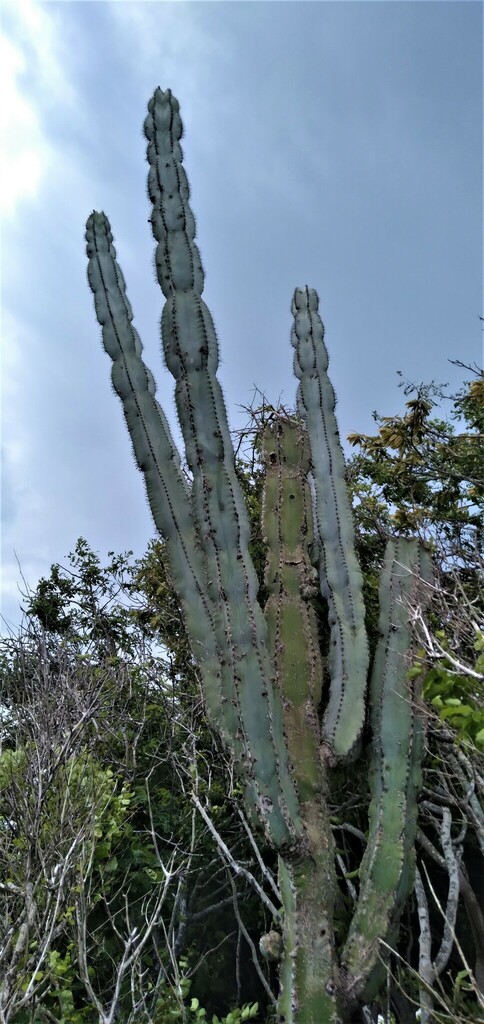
xmin=1 ymin=0 xmax=482 ymax=631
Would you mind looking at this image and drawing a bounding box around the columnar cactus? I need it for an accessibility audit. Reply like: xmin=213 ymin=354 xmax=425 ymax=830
xmin=86 ymin=87 xmax=433 ymax=1022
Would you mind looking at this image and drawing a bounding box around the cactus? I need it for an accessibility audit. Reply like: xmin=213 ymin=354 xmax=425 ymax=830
xmin=86 ymin=87 xmax=433 ymax=1021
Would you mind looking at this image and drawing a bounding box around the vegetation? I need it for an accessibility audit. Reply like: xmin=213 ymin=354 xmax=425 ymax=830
xmin=0 ymin=539 xmax=270 ymax=1023
xmin=347 ymin=365 xmax=484 ymax=750
xmin=1 ymin=367 xmax=482 ymax=1022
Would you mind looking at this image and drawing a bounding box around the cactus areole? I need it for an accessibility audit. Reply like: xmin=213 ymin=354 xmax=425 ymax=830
xmin=86 ymin=87 xmax=433 ymax=1022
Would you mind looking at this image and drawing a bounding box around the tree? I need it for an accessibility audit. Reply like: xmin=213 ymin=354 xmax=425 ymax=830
xmin=347 ymin=366 xmax=484 ymax=747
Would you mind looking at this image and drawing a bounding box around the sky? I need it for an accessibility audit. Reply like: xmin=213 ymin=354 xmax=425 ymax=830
xmin=1 ymin=0 xmax=482 ymax=632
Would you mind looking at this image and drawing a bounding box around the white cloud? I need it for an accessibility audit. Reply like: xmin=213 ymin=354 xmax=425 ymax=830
xmin=1 ymin=307 xmax=49 ymax=624
xmin=107 ymin=0 xmax=232 ymax=111
xmin=0 ymin=0 xmax=87 ymax=625
xmin=0 ymin=0 xmax=78 ymax=219
xmin=109 ymin=0 xmax=207 ymax=66
xmin=0 ymin=28 xmax=46 ymax=218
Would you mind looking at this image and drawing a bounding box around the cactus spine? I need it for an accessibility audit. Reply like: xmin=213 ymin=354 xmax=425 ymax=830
xmin=86 ymin=87 xmax=433 ymax=1021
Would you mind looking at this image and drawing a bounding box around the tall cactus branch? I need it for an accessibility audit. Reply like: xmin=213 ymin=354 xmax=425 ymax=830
xmin=340 ymin=537 xmax=433 ymax=1009
xmin=291 ymin=286 xmax=369 ymax=762
xmin=85 ymin=212 xmax=223 ymax=716
xmin=143 ymin=88 xmax=302 ymax=846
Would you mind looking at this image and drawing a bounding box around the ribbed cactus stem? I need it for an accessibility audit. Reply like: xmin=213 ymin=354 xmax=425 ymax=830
xmin=340 ymin=537 xmax=433 ymax=1009
xmin=85 ymin=212 xmax=227 ymax=734
xmin=142 ymin=87 xmax=301 ymax=846
xmin=262 ymin=419 xmax=323 ymax=800
xmin=291 ymin=286 xmax=369 ymax=762
xmin=262 ymin=419 xmax=338 ymax=1022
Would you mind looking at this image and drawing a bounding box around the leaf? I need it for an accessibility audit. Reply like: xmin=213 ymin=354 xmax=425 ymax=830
xmin=440 ymin=705 xmax=473 ymax=721
xmin=407 ymin=666 xmax=423 ymax=680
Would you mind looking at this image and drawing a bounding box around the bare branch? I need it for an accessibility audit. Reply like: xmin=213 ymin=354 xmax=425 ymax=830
xmin=191 ymin=793 xmax=281 ymax=922
xmin=225 ymin=870 xmax=277 ymax=1006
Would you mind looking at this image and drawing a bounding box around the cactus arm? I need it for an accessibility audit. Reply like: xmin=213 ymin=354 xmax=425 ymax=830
xmin=86 ymin=213 xmax=207 ymax=646
xmin=291 ymin=286 xmax=369 ymax=762
xmin=262 ymin=419 xmax=338 ymax=1023
xmin=143 ymin=88 xmax=301 ymax=846
xmin=84 ymin=212 xmax=239 ymax=739
xmin=340 ymin=537 xmax=433 ymax=1009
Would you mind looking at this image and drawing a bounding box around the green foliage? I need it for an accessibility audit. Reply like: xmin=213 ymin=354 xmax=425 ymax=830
xmin=142 ymin=960 xmax=259 ymax=1024
xmin=347 ymin=371 xmax=483 ymax=548
xmin=209 ymin=1002 xmax=259 ymax=1024
xmin=15 ymin=947 xmax=95 ymax=1024
xmin=24 ymin=537 xmax=139 ymax=658
xmin=347 ymin=371 xmax=484 ymax=740
xmin=1 ymin=540 xmax=270 ymax=1022
xmin=234 ymin=455 xmax=267 ymax=599
xmin=0 ymin=744 xmax=131 ymax=848
xmin=420 ymin=629 xmax=484 ymax=748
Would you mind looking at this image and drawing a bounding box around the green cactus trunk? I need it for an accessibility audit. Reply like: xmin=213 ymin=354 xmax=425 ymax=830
xmin=85 ymin=86 xmax=434 ymax=1022
xmin=262 ymin=419 xmax=338 ymax=1021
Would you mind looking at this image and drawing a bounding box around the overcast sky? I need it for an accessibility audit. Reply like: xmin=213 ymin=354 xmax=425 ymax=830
xmin=1 ymin=0 xmax=482 ymax=632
